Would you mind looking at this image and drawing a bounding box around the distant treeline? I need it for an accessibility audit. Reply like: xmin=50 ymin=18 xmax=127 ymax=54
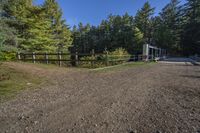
xmin=0 ymin=0 xmax=200 ymax=60
xmin=71 ymin=0 xmax=200 ymax=56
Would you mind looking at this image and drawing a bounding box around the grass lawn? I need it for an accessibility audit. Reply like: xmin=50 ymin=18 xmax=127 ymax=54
xmin=0 ymin=62 xmax=43 ymax=102
xmin=91 ymin=61 xmax=156 ymax=72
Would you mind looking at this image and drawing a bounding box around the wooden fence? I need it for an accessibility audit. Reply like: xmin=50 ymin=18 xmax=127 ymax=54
xmin=17 ymin=52 xmax=145 ymax=67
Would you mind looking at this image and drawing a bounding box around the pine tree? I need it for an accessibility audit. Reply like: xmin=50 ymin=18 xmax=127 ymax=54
xmin=71 ymin=13 xmax=144 ymax=54
xmin=153 ymin=0 xmax=181 ymax=54
xmin=23 ymin=6 xmax=56 ymax=52
xmin=2 ymin=0 xmax=32 ymax=51
xmin=181 ymin=0 xmax=200 ymax=55
xmin=133 ymin=27 xmax=144 ymax=54
xmin=135 ymin=2 xmax=155 ymax=43
xmin=0 ymin=0 xmax=17 ymax=52
xmin=160 ymin=0 xmax=181 ymax=54
xmin=43 ymin=0 xmax=72 ymax=52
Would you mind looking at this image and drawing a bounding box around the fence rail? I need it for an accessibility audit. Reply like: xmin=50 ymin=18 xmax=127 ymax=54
xmin=17 ymin=52 xmax=146 ymax=67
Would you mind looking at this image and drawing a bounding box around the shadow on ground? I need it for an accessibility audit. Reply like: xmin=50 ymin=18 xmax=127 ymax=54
xmin=181 ymin=75 xmax=200 ymax=79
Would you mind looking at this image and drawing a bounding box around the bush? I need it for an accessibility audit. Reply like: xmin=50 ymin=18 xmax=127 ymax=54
xmin=78 ymin=48 xmax=131 ymax=68
xmin=0 ymin=45 xmax=17 ymax=61
xmin=79 ymin=56 xmax=94 ymax=68
xmin=0 ymin=52 xmax=16 ymax=61
xmin=79 ymin=55 xmax=105 ymax=68
xmin=107 ymin=48 xmax=131 ymax=65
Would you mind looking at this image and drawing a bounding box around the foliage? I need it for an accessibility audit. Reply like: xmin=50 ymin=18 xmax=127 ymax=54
xmin=79 ymin=56 xmax=103 ymax=68
xmin=72 ymin=13 xmax=144 ymax=55
xmin=108 ymin=48 xmax=131 ymax=61
xmin=0 ymin=52 xmax=16 ymax=61
xmin=153 ymin=0 xmax=181 ymax=54
xmin=1 ymin=0 xmax=200 ymax=58
xmin=43 ymin=0 xmax=72 ymax=52
xmin=134 ymin=2 xmax=155 ymax=43
xmin=0 ymin=0 xmax=72 ymax=56
xmin=181 ymin=0 xmax=200 ymax=55
xmin=71 ymin=0 xmax=200 ymax=56
xmin=0 ymin=0 xmax=18 ymax=60
xmin=78 ymin=48 xmax=130 ymax=68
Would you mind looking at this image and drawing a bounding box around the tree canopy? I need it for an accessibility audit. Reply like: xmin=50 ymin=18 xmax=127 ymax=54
xmin=71 ymin=0 xmax=200 ymax=56
xmin=1 ymin=0 xmax=72 ymax=53
xmin=0 ymin=0 xmax=199 ymax=57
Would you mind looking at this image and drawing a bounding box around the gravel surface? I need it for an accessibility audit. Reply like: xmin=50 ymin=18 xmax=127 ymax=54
xmin=0 ymin=62 xmax=200 ymax=133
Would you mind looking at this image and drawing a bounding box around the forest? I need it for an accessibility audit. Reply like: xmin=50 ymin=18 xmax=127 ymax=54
xmin=0 ymin=0 xmax=200 ymax=60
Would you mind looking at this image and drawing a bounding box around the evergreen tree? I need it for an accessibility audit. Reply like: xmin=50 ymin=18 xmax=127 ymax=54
xmin=1 ymin=0 xmax=72 ymax=52
xmin=71 ymin=13 xmax=144 ymax=54
xmin=181 ymin=0 xmax=200 ymax=55
xmin=135 ymin=2 xmax=155 ymax=43
xmin=160 ymin=0 xmax=181 ymax=54
xmin=152 ymin=0 xmax=181 ymax=54
xmin=0 ymin=0 xmax=17 ymax=52
xmin=132 ymin=27 xmax=144 ymax=54
xmin=23 ymin=6 xmax=55 ymax=52
xmin=3 ymin=0 xmax=33 ymax=49
xmin=43 ymin=0 xmax=72 ymax=52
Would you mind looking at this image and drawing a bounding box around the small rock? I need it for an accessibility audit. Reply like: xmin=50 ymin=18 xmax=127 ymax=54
xmin=24 ymin=127 xmax=29 ymax=133
xmin=18 ymin=115 xmax=25 ymax=120
xmin=94 ymin=124 xmax=98 ymax=127
xmin=129 ymin=129 xmax=137 ymax=133
xmin=155 ymin=130 xmax=162 ymax=133
xmin=27 ymin=83 xmax=32 ymax=85
xmin=34 ymin=121 xmax=39 ymax=125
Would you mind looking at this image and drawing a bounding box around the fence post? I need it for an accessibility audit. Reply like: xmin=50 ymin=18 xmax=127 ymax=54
xmin=138 ymin=55 xmax=141 ymax=61
xmin=45 ymin=52 xmax=49 ymax=64
xmin=75 ymin=51 xmax=79 ymax=66
xmin=17 ymin=52 xmax=21 ymax=60
xmin=106 ymin=50 xmax=109 ymax=66
xmin=32 ymin=52 xmax=36 ymax=64
xmin=91 ymin=49 xmax=95 ymax=68
xmin=58 ymin=52 xmax=62 ymax=67
xmin=151 ymin=48 xmax=154 ymax=60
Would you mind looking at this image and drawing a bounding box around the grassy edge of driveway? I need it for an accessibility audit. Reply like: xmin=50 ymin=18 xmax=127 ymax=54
xmin=91 ymin=61 xmax=156 ymax=72
xmin=0 ymin=62 xmax=45 ymax=103
xmin=0 ymin=61 xmax=156 ymax=102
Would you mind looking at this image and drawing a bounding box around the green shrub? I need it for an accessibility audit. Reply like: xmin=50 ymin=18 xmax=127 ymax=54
xmin=107 ymin=48 xmax=131 ymax=65
xmin=79 ymin=55 xmax=107 ymax=68
xmin=79 ymin=56 xmax=96 ymax=68
xmin=78 ymin=48 xmax=131 ymax=68
xmin=0 ymin=52 xmax=16 ymax=61
xmin=0 ymin=45 xmax=17 ymax=61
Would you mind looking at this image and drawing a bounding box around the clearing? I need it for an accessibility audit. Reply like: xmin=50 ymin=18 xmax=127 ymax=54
xmin=0 ymin=60 xmax=200 ymax=133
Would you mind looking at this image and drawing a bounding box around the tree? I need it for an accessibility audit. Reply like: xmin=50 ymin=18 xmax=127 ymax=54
xmin=135 ymin=2 xmax=155 ymax=43
xmin=1 ymin=0 xmax=72 ymax=52
xmin=132 ymin=27 xmax=144 ymax=54
xmin=0 ymin=0 xmax=18 ymax=51
xmin=181 ymin=0 xmax=200 ymax=55
xmin=152 ymin=0 xmax=181 ymax=54
xmin=158 ymin=0 xmax=181 ymax=54
xmin=22 ymin=6 xmax=56 ymax=52
xmin=43 ymin=0 xmax=72 ymax=52
xmin=70 ymin=13 xmax=144 ymax=54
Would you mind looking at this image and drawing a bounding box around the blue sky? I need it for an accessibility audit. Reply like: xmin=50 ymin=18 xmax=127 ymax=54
xmin=35 ymin=0 xmax=186 ymax=27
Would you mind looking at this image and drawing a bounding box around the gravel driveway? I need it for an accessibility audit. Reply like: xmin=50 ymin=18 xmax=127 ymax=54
xmin=0 ymin=61 xmax=200 ymax=133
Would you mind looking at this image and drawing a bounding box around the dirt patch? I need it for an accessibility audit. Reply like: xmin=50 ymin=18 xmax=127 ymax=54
xmin=0 ymin=62 xmax=200 ymax=132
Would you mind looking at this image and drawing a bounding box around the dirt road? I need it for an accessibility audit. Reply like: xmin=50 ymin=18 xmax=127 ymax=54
xmin=0 ymin=61 xmax=200 ymax=133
